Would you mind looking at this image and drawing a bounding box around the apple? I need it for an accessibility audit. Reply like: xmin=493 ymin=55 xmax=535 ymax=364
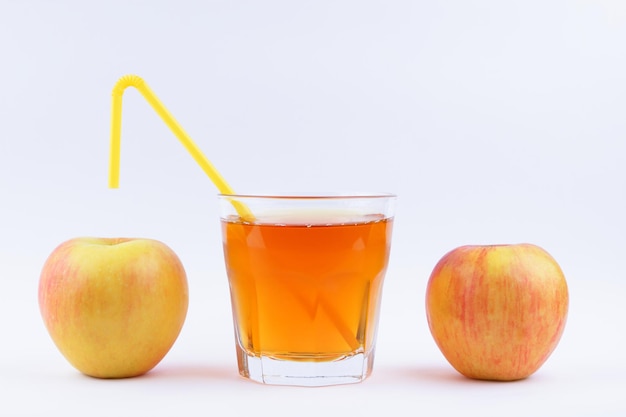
xmin=38 ymin=237 xmax=189 ymax=378
xmin=425 ymin=243 xmax=569 ymax=381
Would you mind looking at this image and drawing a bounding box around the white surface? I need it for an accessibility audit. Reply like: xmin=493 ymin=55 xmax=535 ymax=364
xmin=1 ymin=1 xmax=625 ymax=416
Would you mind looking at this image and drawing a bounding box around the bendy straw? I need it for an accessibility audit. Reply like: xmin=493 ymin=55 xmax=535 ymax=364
xmin=108 ymin=74 xmax=253 ymax=220
xmin=107 ymin=75 xmax=360 ymax=352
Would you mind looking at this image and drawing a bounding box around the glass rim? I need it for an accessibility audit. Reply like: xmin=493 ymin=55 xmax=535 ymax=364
xmin=217 ymin=192 xmax=397 ymax=200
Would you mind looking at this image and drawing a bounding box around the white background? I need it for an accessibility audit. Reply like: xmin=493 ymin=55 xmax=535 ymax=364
xmin=1 ymin=1 xmax=625 ymax=416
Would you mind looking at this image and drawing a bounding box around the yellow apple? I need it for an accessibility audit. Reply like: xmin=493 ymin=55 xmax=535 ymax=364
xmin=38 ymin=237 xmax=189 ymax=378
xmin=425 ymin=243 xmax=569 ymax=381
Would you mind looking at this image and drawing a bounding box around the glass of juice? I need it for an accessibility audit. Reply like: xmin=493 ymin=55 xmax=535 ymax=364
xmin=218 ymin=193 xmax=396 ymax=386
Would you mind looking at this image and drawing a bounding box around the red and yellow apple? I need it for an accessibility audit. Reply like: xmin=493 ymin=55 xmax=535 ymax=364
xmin=425 ymin=243 xmax=569 ymax=381
xmin=38 ymin=237 xmax=189 ymax=378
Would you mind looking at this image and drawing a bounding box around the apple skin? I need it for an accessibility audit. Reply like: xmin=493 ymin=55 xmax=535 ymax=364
xmin=38 ymin=237 xmax=189 ymax=378
xmin=425 ymin=243 xmax=569 ymax=381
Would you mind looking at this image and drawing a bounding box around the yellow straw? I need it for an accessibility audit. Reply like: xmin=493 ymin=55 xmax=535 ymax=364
xmin=107 ymin=75 xmax=359 ymax=350
xmin=109 ymin=74 xmax=253 ymax=220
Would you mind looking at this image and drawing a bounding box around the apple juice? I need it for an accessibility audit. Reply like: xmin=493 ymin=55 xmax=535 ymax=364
xmin=221 ymin=213 xmax=393 ymax=362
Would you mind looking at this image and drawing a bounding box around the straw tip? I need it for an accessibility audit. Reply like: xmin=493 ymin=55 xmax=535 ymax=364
xmin=108 ymin=176 xmax=120 ymax=189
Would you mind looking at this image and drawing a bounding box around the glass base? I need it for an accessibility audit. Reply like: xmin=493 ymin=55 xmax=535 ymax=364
xmin=236 ymin=347 xmax=376 ymax=387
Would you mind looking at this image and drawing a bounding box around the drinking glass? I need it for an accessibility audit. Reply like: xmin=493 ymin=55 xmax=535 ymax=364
xmin=218 ymin=193 xmax=396 ymax=386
